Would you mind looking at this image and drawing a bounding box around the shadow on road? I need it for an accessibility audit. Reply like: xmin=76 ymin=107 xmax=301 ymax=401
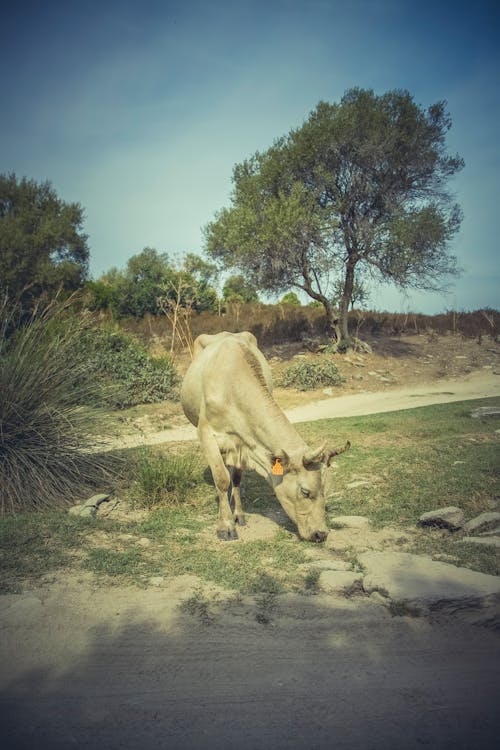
xmin=1 ymin=591 xmax=499 ymax=750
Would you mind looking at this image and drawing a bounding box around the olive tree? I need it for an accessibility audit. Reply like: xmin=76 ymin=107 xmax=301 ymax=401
xmin=205 ymin=88 xmax=464 ymax=344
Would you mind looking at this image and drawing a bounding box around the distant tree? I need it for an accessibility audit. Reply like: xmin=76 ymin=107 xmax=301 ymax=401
xmin=222 ymin=274 xmax=260 ymax=303
xmin=0 ymin=173 xmax=89 ymax=307
xmin=86 ymin=250 xmax=219 ymax=318
xmin=205 ymin=89 xmax=463 ymax=344
xmin=182 ymin=253 xmax=219 ymax=311
xmin=280 ymin=291 xmax=301 ymax=306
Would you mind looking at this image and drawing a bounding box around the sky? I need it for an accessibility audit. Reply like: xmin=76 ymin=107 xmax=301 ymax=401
xmin=1 ymin=0 xmax=499 ymax=313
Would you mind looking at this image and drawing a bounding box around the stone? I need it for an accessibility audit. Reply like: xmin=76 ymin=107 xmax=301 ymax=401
xmin=463 ymin=512 xmax=500 ymax=535
xmin=149 ymin=577 xmax=165 ymax=587
xmin=319 ymin=570 xmax=363 ymax=594
xmin=360 ymin=551 xmax=500 ymax=613
xmin=470 ymin=406 xmax=500 ymax=419
xmin=84 ymin=493 xmax=111 ymax=507
xmin=330 ymin=515 xmax=371 ymax=529
xmin=458 ymin=536 xmax=500 ymax=548
xmin=303 ymin=559 xmax=351 ymax=572
xmin=417 ymin=506 xmax=464 ymax=531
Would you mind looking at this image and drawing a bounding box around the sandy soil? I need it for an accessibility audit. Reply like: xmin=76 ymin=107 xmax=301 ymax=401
xmin=2 ymin=334 xmax=500 ymax=749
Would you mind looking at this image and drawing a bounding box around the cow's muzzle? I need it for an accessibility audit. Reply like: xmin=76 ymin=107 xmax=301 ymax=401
xmin=310 ymin=530 xmax=328 ymax=543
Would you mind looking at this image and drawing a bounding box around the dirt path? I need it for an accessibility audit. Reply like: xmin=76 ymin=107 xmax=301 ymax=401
xmin=104 ymin=370 xmax=500 ymax=449
xmin=1 ymin=575 xmax=499 ymax=750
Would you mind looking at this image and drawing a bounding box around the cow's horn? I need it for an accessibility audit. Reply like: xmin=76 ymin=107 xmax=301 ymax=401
xmin=303 ymin=443 xmax=326 ymax=465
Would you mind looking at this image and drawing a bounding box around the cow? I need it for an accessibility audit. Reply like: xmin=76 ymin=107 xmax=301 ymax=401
xmin=181 ymin=331 xmax=350 ymax=542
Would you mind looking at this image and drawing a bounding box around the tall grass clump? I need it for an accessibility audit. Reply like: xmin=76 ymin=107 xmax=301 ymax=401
xmin=0 ymin=298 xmax=120 ymax=514
xmin=130 ymin=448 xmax=202 ymax=508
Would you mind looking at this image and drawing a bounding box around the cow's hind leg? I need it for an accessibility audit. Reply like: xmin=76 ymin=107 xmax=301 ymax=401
xmin=230 ymin=467 xmax=246 ymax=526
xmin=198 ymin=417 xmax=238 ymax=541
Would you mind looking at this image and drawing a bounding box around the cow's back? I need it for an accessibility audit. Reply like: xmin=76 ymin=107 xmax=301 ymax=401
xmin=181 ymin=332 xmax=272 ymax=428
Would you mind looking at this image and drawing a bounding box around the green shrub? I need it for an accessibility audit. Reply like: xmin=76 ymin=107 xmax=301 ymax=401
xmin=130 ymin=448 xmax=201 ymax=508
xmin=0 ymin=299 xmax=120 ymax=514
xmin=279 ymin=358 xmax=344 ymax=390
xmin=72 ymin=326 xmax=180 ymax=408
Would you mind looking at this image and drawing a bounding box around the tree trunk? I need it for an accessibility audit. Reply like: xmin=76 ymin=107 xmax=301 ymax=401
xmin=339 ymin=258 xmax=356 ymax=345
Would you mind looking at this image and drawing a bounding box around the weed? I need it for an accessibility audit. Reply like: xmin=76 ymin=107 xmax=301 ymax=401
xmin=179 ymin=587 xmax=214 ymax=625
xmin=248 ymin=571 xmax=283 ymax=624
xmin=304 ymin=567 xmax=321 ymax=593
xmin=388 ymin=600 xmax=422 ymax=618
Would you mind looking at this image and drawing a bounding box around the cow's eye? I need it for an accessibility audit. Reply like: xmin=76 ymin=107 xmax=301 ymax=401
xmin=300 ymin=487 xmax=311 ymax=498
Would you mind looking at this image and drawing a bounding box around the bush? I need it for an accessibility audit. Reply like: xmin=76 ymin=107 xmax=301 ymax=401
xmin=278 ymin=358 xmax=344 ymax=390
xmin=130 ymin=448 xmax=201 ymax=508
xmin=73 ymin=326 xmax=180 ymax=408
xmin=0 ymin=299 xmax=120 ymax=513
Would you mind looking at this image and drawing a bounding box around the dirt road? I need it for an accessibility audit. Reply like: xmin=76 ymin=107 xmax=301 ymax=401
xmin=1 ymin=575 xmax=499 ymax=750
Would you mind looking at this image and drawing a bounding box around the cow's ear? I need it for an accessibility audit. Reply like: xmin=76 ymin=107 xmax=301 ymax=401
xmin=270 ymin=451 xmax=289 ymax=475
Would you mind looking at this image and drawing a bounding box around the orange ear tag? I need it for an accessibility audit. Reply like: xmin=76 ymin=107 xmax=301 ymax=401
xmin=272 ymin=459 xmax=284 ymax=476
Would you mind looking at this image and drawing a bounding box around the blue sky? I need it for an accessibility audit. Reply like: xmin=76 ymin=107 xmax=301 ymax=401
xmin=1 ymin=0 xmax=499 ymax=313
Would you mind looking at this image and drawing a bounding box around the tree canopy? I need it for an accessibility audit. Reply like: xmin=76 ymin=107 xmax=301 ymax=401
xmin=0 ymin=173 xmax=89 ymax=307
xmin=204 ymin=88 xmax=464 ymax=343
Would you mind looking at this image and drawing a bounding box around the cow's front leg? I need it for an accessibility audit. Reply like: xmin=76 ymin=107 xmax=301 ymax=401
xmin=198 ymin=417 xmax=238 ymax=541
xmin=230 ymin=467 xmax=246 ymax=526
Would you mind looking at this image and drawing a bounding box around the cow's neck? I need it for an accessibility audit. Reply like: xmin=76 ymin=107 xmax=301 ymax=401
xmin=240 ymin=391 xmax=305 ymax=479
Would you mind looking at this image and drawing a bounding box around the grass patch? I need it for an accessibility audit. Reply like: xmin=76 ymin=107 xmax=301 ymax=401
xmin=130 ymin=447 xmax=206 ymax=508
xmin=0 ymin=512 xmax=98 ymax=593
xmin=83 ymin=548 xmax=155 ymax=581
xmin=1 ymin=397 xmax=498 ymax=593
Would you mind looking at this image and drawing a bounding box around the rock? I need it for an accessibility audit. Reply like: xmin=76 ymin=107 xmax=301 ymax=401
xmin=149 ymin=577 xmax=165 ymax=587
xmin=319 ymin=570 xmax=363 ymax=594
xmin=84 ymin=493 xmax=111 ymax=507
xmin=470 ymin=406 xmax=500 ymax=419
xmin=463 ymin=512 xmax=500 ymax=535
xmin=303 ymin=559 xmax=351 ymax=572
xmin=417 ymin=506 xmax=464 ymax=531
xmin=69 ymin=494 xmax=111 ymax=518
xmin=360 ymin=551 xmax=500 ymax=616
xmin=458 ymin=536 xmax=500 ymax=548
xmin=330 ymin=515 xmax=371 ymax=529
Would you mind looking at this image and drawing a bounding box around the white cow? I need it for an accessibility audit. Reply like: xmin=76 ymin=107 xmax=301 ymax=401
xmin=181 ymin=331 xmax=349 ymax=541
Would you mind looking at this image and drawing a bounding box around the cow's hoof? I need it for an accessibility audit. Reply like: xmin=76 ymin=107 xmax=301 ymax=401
xmin=234 ymin=514 xmax=247 ymax=526
xmin=217 ymin=527 xmax=239 ymax=541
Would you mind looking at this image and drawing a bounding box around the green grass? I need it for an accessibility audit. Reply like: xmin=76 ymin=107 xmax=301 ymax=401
xmin=130 ymin=448 xmax=207 ymax=508
xmin=1 ymin=397 xmax=498 ymax=593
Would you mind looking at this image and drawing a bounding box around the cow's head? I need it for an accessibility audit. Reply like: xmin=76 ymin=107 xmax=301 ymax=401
xmin=270 ymin=441 xmax=350 ymax=542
